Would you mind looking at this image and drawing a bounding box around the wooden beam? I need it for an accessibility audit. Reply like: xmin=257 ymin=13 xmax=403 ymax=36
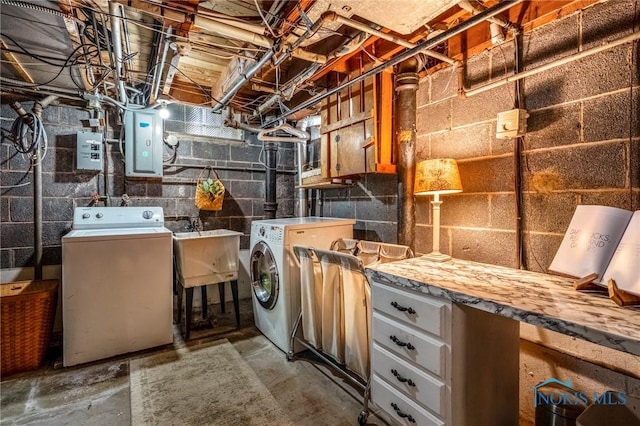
xmin=378 ymin=69 xmax=394 ymax=166
xmin=173 ymin=63 xmax=220 ymax=87
xmin=309 ymin=36 xmax=381 ymax=83
xmin=0 ymin=38 xmax=36 ymax=84
xmin=179 ymin=55 xmax=227 ymax=69
xmin=168 ymin=75 xmax=211 ymax=105
xmin=278 ymin=0 xmax=315 ymax=35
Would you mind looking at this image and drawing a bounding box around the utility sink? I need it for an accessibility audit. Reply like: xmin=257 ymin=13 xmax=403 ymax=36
xmin=173 ymin=230 xmax=243 ymax=288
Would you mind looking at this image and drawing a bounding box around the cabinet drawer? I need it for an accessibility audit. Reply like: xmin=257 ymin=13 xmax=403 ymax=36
xmin=372 ymin=281 xmax=449 ymax=340
xmin=372 ymin=373 xmax=444 ymax=426
xmin=373 ymin=312 xmax=447 ymax=378
xmin=372 ymin=342 xmax=447 ymax=416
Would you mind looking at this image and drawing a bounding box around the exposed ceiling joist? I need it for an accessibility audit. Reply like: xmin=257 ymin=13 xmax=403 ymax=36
xmin=0 ymin=0 xmax=606 ymax=120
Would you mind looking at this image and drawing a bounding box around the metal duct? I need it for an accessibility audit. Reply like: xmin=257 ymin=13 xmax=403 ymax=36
xmin=395 ymin=60 xmax=419 ymax=251
xmin=264 ymin=143 xmax=278 ymax=219
xmin=109 ymin=1 xmax=128 ymax=104
xmin=151 ymin=26 xmax=173 ymax=102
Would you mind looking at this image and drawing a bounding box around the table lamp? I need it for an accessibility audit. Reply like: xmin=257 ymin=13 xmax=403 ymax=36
xmin=414 ymin=158 xmax=463 ymax=261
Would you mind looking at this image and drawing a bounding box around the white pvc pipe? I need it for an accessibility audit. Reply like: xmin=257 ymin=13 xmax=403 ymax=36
xmin=464 ymin=30 xmax=640 ymax=97
xmin=194 ymin=15 xmax=274 ymax=49
xmin=108 ymin=1 xmax=128 ymax=104
xmin=330 ymin=13 xmax=457 ymax=66
xmin=458 ymin=0 xmax=515 ymax=31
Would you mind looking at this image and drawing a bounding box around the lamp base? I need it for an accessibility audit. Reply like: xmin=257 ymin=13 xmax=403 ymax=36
xmin=421 ymin=252 xmax=452 ymax=262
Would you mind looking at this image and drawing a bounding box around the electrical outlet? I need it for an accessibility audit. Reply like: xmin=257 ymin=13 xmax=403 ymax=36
xmin=496 ymin=108 xmax=528 ymax=139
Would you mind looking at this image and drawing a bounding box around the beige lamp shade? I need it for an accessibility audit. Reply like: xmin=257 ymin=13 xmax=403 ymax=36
xmin=414 ymin=158 xmax=463 ymax=195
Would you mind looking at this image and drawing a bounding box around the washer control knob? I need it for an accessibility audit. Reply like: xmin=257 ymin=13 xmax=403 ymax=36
xmin=82 ymin=213 xmax=90 ymax=219
xmin=96 ymin=212 xmax=103 ymax=219
xmin=142 ymin=210 xmax=154 ymax=219
xmin=259 ymin=226 xmax=265 ymax=236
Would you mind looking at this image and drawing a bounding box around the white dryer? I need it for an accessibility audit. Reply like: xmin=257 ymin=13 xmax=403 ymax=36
xmin=249 ymin=217 xmax=354 ymax=355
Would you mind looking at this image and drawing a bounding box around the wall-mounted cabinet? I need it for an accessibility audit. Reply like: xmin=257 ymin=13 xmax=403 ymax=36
xmin=319 ymin=70 xmax=395 ymax=179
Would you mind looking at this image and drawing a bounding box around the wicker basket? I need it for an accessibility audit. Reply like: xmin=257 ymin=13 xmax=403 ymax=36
xmin=195 ymin=167 xmax=225 ymax=211
xmin=1 ymin=279 xmax=58 ymax=376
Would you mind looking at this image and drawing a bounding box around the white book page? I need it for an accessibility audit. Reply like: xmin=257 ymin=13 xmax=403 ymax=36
xmin=548 ymin=205 xmax=633 ymax=282
xmin=601 ymin=211 xmax=640 ymax=296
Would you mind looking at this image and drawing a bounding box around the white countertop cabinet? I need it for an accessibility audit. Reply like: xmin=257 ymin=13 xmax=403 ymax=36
xmin=366 ymin=257 xmax=640 ymax=426
xmin=370 ymin=280 xmax=519 ymax=426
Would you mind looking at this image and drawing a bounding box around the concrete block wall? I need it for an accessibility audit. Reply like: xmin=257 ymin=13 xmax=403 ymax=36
xmin=415 ymin=1 xmax=640 ymax=422
xmin=416 ymin=0 xmax=639 ymax=270
xmin=0 ymin=102 xmax=296 ymax=270
xmin=322 ymin=173 xmax=398 ymax=242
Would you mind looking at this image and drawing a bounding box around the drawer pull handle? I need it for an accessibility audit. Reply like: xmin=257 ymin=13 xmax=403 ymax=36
xmin=390 ymin=402 xmax=416 ymax=423
xmin=390 ymin=335 xmax=415 ymax=350
xmin=390 ymin=301 xmax=416 ymax=315
xmin=391 ymin=369 xmax=416 ymax=387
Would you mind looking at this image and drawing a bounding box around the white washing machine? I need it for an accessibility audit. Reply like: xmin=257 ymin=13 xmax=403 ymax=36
xmin=249 ymin=217 xmax=354 ymax=355
xmin=62 ymin=207 xmax=173 ymax=367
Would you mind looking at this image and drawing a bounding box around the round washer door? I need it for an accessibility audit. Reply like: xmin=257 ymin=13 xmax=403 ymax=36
xmin=250 ymin=241 xmax=279 ymax=310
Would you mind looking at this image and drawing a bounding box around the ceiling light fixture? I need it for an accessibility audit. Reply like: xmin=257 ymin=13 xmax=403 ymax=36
xmin=158 ymin=103 xmax=170 ymax=119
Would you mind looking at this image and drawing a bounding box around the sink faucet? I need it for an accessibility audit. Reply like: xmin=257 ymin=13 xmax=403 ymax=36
xmin=188 ymin=218 xmax=202 ymax=232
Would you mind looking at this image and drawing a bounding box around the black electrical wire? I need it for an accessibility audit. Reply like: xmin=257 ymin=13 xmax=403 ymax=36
xmin=81 ymin=7 xmax=111 ymax=50
xmin=1 ymin=33 xmax=91 ymax=68
xmin=144 ymin=60 xmax=223 ymax=104
xmin=1 ymin=40 xmax=103 ymax=89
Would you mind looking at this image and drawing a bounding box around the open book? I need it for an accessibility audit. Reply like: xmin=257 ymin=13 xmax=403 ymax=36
xmin=549 ymin=205 xmax=640 ymax=296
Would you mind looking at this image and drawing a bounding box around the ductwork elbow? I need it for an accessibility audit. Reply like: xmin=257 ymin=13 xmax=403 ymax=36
xmin=397 ymin=57 xmax=420 ymax=74
xmin=321 ymin=11 xmax=338 ymax=22
xmin=296 ymin=115 xmax=321 ymax=131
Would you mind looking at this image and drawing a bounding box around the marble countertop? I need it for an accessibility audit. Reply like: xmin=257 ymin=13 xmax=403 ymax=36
xmin=365 ymin=257 xmax=640 ymax=356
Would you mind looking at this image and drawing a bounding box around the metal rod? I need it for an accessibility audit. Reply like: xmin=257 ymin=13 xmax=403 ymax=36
xmin=212 ymin=48 xmax=276 ymax=113
xmin=265 ymin=0 xmax=524 ymax=127
xmin=163 ymin=162 xmax=296 ymax=174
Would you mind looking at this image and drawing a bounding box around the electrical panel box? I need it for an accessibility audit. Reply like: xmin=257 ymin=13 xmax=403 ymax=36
xmin=76 ymin=130 xmax=103 ymax=171
xmin=496 ymin=108 xmax=528 ymax=139
xmin=124 ymin=110 xmax=163 ymax=178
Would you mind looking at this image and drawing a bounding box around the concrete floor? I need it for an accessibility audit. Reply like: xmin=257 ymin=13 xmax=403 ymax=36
xmin=0 ymin=299 xmax=387 ymax=426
